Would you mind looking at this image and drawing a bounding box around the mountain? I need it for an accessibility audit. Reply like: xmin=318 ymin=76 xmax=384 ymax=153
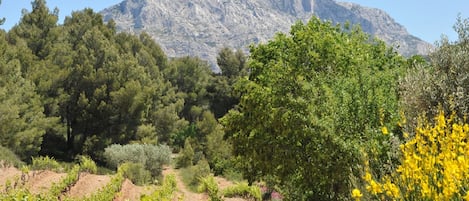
xmin=100 ymin=0 xmax=433 ymax=70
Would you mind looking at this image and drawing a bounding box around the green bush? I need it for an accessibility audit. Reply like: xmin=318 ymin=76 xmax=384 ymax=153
xmin=0 ymin=146 xmax=24 ymax=167
xmin=180 ymin=158 xmax=211 ymax=191
xmin=103 ymin=144 xmax=171 ymax=177
xmin=191 ymin=158 xmax=211 ymax=186
xmin=30 ymin=156 xmax=61 ymax=171
xmin=176 ymin=138 xmax=194 ymax=168
xmin=198 ymin=175 xmax=222 ymax=201
xmin=223 ymin=182 xmax=262 ymax=201
xmin=141 ymin=174 xmax=177 ymax=201
xmin=118 ymin=162 xmax=152 ymax=185
xmin=79 ymin=155 xmax=98 ymax=174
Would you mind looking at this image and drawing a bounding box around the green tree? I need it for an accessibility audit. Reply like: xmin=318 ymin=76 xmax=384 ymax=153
xmin=400 ymin=16 xmax=469 ymax=130
xmin=165 ymin=56 xmax=212 ymax=120
xmin=208 ymin=47 xmax=247 ymax=118
xmin=222 ymin=17 xmax=407 ymax=200
xmin=0 ymin=30 xmax=58 ymax=160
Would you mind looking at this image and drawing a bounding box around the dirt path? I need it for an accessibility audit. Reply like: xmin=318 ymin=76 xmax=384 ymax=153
xmin=162 ymin=166 xmax=207 ymax=201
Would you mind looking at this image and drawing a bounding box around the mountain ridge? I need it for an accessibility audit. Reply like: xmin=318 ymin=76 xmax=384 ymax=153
xmin=100 ymin=0 xmax=433 ymax=70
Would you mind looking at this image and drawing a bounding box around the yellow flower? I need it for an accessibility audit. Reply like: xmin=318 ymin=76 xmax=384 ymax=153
xmin=381 ymin=126 xmax=389 ymax=135
xmin=351 ymin=188 xmax=363 ymax=200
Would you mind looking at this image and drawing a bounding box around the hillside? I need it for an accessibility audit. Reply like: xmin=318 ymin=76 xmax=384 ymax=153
xmin=100 ymin=0 xmax=433 ymax=70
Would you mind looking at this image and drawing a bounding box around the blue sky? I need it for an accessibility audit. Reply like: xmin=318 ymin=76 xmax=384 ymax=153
xmin=0 ymin=0 xmax=467 ymax=44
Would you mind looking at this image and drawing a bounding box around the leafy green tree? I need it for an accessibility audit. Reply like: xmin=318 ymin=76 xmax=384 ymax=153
xmin=222 ymin=17 xmax=407 ymax=200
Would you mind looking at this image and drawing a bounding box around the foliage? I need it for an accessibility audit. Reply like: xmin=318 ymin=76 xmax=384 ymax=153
xmin=360 ymin=111 xmax=469 ymax=200
xmin=223 ymin=182 xmax=262 ymax=201
xmin=400 ymin=16 xmax=469 ymax=130
xmin=0 ymin=26 xmax=58 ymax=161
xmin=48 ymin=165 xmax=80 ymax=197
xmin=222 ymin=16 xmax=408 ymax=200
xmin=198 ymin=175 xmax=222 ymax=201
xmin=180 ymin=158 xmax=211 ymax=191
xmin=80 ymin=172 xmax=124 ymax=201
xmin=103 ymin=144 xmax=171 ymax=177
xmin=141 ymin=174 xmax=178 ymax=201
xmin=30 ymin=156 xmax=62 ymax=172
xmin=0 ymin=145 xmax=25 ymax=167
xmin=209 ymin=47 xmax=247 ymax=118
xmin=176 ymin=138 xmax=194 ymax=168
xmin=0 ymin=188 xmax=53 ymax=201
xmin=117 ymin=162 xmax=151 ymax=185
xmin=164 ymin=56 xmax=212 ymax=121
xmin=1 ymin=0 xmax=186 ymax=162
xmin=78 ymin=155 xmax=97 ymax=174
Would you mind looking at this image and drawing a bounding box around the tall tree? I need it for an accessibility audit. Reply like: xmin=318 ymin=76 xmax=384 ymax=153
xmin=208 ymin=47 xmax=247 ymax=118
xmin=164 ymin=56 xmax=212 ymax=121
xmin=222 ymin=17 xmax=407 ymax=200
xmin=0 ymin=30 xmax=58 ymax=160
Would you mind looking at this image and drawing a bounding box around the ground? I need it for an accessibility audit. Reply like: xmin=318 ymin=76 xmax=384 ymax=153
xmin=0 ymin=164 xmax=248 ymax=201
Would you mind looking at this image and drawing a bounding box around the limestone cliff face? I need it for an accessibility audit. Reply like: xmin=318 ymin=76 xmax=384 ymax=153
xmin=101 ymin=0 xmax=432 ymax=69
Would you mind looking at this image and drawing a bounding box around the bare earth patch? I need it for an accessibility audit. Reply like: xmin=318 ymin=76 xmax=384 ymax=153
xmin=27 ymin=170 xmax=67 ymax=194
xmin=114 ymin=178 xmax=155 ymax=201
xmin=0 ymin=166 xmax=22 ymax=191
xmin=67 ymin=173 xmax=111 ymax=199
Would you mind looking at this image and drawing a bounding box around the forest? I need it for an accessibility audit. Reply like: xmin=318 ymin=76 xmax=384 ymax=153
xmin=2 ymin=0 xmax=469 ymax=200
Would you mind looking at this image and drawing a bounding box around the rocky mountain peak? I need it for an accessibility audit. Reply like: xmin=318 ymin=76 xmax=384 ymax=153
xmin=101 ymin=0 xmax=433 ymax=70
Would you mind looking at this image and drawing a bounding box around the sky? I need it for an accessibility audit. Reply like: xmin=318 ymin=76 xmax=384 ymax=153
xmin=0 ymin=0 xmax=467 ymax=44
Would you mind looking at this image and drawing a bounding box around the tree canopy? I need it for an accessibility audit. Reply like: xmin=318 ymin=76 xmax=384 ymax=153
xmin=222 ymin=17 xmax=409 ymax=200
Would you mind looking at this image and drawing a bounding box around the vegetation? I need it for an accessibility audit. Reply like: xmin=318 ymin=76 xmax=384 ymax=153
xmin=30 ymin=156 xmax=62 ymax=172
xmin=103 ymin=143 xmax=171 ymax=179
xmin=0 ymin=145 xmax=25 ymax=167
xmin=198 ymin=175 xmax=222 ymax=201
xmin=222 ymin=17 xmax=408 ymax=200
xmin=223 ymin=182 xmax=262 ymax=201
xmin=358 ymin=111 xmax=469 ymax=200
xmin=141 ymin=174 xmax=178 ymax=201
xmin=2 ymin=0 xmax=469 ymax=200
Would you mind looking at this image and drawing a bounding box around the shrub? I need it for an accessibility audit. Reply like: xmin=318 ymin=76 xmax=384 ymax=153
xmin=141 ymin=174 xmax=178 ymax=201
xmin=79 ymin=155 xmax=98 ymax=174
xmin=103 ymin=144 xmax=171 ymax=177
xmin=176 ymin=138 xmax=194 ymax=168
xmin=198 ymin=175 xmax=222 ymax=201
xmin=118 ymin=162 xmax=152 ymax=185
xmin=360 ymin=110 xmax=469 ymax=200
xmin=30 ymin=156 xmax=61 ymax=171
xmin=191 ymin=158 xmax=211 ymax=186
xmin=223 ymin=182 xmax=262 ymax=201
xmin=0 ymin=146 xmax=24 ymax=167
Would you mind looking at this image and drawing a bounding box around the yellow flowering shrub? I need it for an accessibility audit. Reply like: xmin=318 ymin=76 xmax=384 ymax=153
xmin=361 ymin=111 xmax=469 ymax=200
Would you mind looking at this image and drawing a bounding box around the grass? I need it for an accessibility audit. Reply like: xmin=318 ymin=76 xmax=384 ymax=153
xmin=179 ymin=166 xmax=199 ymax=192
